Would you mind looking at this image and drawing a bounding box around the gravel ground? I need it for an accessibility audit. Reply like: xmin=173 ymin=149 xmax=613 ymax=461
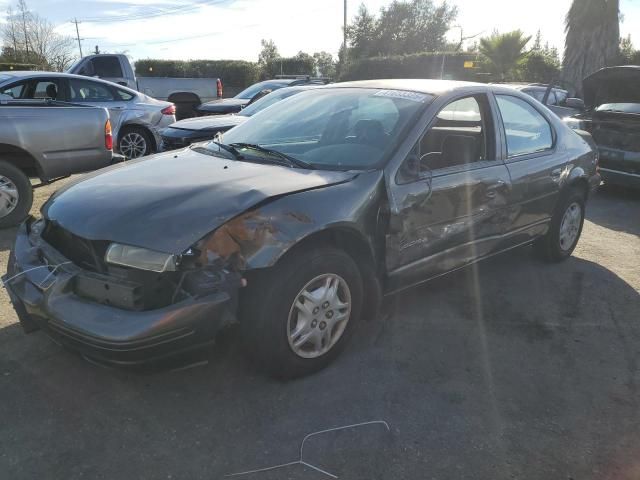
xmin=0 ymin=181 xmax=638 ymax=480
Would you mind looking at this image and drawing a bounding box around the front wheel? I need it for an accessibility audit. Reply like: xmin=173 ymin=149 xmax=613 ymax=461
xmin=0 ymin=161 xmax=33 ymax=229
xmin=534 ymin=187 xmax=586 ymax=262
xmin=240 ymin=247 xmax=363 ymax=379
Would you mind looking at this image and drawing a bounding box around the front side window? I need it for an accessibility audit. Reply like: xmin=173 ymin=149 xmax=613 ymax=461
xmin=69 ymin=79 xmax=115 ymax=102
xmin=417 ymin=95 xmax=488 ymax=171
xmin=235 ymin=81 xmax=288 ymax=99
xmin=496 ymin=95 xmax=553 ymax=158
xmin=217 ymin=88 xmax=431 ymax=170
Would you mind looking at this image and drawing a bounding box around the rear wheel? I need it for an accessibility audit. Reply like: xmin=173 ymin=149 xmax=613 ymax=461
xmin=0 ymin=161 xmax=33 ymax=229
xmin=240 ymin=247 xmax=363 ymax=379
xmin=534 ymin=186 xmax=586 ymax=262
xmin=119 ymin=126 xmax=152 ymax=159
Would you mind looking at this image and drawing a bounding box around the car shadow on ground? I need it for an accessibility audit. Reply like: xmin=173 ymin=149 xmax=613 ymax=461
xmin=2 ymin=246 xmax=640 ymax=479
xmin=587 ymin=186 xmax=640 ymax=236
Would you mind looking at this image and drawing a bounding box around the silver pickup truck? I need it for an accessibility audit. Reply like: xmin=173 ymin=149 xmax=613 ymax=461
xmin=68 ymin=54 xmax=223 ymax=119
xmin=0 ymin=98 xmax=115 ymax=227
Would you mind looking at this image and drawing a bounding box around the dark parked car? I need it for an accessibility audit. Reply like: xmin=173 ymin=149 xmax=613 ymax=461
xmin=500 ymin=83 xmax=585 ymax=118
xmin=5 ymin=80 xmax=600 ymax=378
xmin=565 ymin=66 xmax=640 ymax=189
xmin=196 ymin=77 xmax=328 ymax=115
xmin=161 ymin=85 xmax=317 ymax=150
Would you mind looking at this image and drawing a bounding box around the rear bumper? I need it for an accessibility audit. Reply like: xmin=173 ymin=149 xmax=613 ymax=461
xmin=3 ymin=220 xmax=236 ymax=366
xmin=599 ymin=167 xmax=640 ymax=189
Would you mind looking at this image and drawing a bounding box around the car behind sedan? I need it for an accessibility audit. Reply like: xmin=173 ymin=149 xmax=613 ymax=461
xmin=564 ymin=66 xmax=640 ymax=189
xmin=4 ymin=80 xmax=599 ymax=378
xmin=0 ymin=71 xmax=176 ymax=159
xmin=161 ymin=85 xmax=318 ymax=150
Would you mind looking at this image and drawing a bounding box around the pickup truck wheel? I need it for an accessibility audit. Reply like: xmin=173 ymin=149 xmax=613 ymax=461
xmin=534 ymin=186 xmax=586 ymax=262
xmin=119 ymin=127 xmax=152 ymax=159
xmin=0 ymin=161 xmax=33 ymax=229
xmin=240 ymin=247 xmax=363 ymax=379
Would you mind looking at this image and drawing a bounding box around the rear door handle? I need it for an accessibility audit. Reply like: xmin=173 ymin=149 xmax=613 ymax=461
xmin=551 ymin=168 xmax=562 ymax=179
xmin=485 ymin=180 xmax=507 ymax=199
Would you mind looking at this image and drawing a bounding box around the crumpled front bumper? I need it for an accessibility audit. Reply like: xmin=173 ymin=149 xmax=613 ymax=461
xmin=3 ymin=219 xmax=236 ymax=366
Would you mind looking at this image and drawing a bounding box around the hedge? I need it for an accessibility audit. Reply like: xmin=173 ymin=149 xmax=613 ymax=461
xmin=0 ymin=62 xmax=39 ymax=71
xmin=339 ymin=52 xmax=486 ymax=82
xmin=134 ymin=59 xmax=260 ymax=89
xmin=261 ymin=56 xmax=316 ymax=79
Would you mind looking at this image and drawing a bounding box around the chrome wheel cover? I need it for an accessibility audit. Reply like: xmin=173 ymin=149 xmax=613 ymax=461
xmin=0 ymin=175 xmax=19 ymax=218
xmin=287 ymin=274 xmax=352 ymax=359
xmin=559 ymin=202 xmax=582 ymax=251
xmin=120 ymin=132 xmax=147 ymax=159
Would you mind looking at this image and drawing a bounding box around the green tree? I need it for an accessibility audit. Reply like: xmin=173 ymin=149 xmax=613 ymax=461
xmin=313 ymin=51 xmax=336 ymax=78
xmin=346 ymin=0 xmax=457 ymax=59
xmin=258 ymin=39 xmax=279 ymax=66
xmin=563 ymin=0 xmax=620 ymax=96
xmin=479 ymin=30 xmax=531 ymax=81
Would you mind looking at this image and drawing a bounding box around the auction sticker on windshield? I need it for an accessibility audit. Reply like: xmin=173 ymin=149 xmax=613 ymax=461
xmin=374 ymin=90 xmax=431 ymax=103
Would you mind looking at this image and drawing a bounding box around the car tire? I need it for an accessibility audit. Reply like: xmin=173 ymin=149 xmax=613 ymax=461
xmin=0 ymin=161 xmax=33 ymax=229
xmin=119 ymin=126 xmax=153 ymax=159
xmin=534 ymin=186 xmax=586 ymax=262
xmin=240 ymin=247 xmax=363 ymax=379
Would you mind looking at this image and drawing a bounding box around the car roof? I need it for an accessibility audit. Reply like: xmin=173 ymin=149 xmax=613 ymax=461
xmin=0 ymin=71 xmax=140 ymax=94
xmin=324 ymin=79 xmax=492 ymax=96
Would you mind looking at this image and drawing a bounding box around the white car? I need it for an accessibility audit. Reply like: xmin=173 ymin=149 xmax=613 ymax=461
xmin=0 ymin=71 xmax=176 ymax=158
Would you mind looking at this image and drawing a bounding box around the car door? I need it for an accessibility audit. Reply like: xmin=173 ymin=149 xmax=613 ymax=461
xmin=66 ymin=77 xmax=129 ymax=132
xmin=493 ymin=93 xmax=565 ymax=244
xmin=385 ymin=93 xmax=512 ymax=292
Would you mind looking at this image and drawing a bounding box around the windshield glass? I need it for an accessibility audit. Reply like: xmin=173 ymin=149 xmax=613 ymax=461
xmin=239 ymin=87 xmax=308 ymax=117
xmin=595 ymin=103 xmax=640 ymax=114
xmin=234 ymin=81 xmax=288 ymax=99
xmin=215 ymin=88 xmax=431 ymax=170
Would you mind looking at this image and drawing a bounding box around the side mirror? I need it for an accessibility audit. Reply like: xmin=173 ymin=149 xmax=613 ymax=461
xmin=565 ymin=98 xmax=585 ymax=110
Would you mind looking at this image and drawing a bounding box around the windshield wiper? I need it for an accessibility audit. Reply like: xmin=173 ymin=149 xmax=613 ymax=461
xmin=201 ymin=141 xmax=244 ymax=160
xmin=229 ymin=143 xmax=313 ymax=169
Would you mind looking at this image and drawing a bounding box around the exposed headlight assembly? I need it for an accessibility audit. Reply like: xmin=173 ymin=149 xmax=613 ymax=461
xmin=105 ymin=243 xmax=177 ymax=273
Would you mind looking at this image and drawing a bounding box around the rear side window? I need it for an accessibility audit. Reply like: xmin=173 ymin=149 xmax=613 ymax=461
xmin=496 ymin=95 xmax=553 ymax=157
xmin=0 ymin=82 xmax=25 ymax=99
xmin=69 ymin=79 xmax=115 ymax=102
xmin=91 ymin=57 xmax=123 ymax=77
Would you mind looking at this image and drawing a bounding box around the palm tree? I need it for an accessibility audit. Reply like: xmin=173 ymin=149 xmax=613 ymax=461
xmin=563 ymin=0 xmax=620 ymax=97
xmin=479 ymin=31 xmax=531 ymax=81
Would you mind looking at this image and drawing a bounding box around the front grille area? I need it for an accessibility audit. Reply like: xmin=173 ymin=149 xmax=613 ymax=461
xmin=41 ymin=222 xmax=182 ymax=311
xmin=42 ymin=222 xmax=109 ymax=273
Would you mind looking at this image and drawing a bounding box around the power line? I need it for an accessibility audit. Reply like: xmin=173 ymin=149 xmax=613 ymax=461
xmin=79 ymin=0 xmax=228 ymax=23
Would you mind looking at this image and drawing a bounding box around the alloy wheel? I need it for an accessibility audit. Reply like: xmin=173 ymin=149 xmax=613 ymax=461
xmin=120 ymin=132 xmax=148 ymax=159
xmin=0 ymin=175 xmax=19 ymax=219
xmin=287 ymin=274 xmax=352 ymax=359
xmin=559 ymin=201 xmax=582 ymax=251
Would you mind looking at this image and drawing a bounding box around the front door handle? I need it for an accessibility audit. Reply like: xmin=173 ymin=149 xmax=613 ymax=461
xmin=486 ymin=180 xmax=507 ymax=198
xmin=551 ymin=168 xmax=562 ymax=180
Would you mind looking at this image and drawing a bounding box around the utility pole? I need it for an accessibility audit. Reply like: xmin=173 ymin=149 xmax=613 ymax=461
xmin=343 ymin=0 xmax=348 ymax=66
xmin=73 ymin=18 xmax=83 ymax=58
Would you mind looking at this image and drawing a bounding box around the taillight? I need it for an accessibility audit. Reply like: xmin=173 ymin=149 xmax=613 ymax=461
xmin=161 ymin=104 xmax=176 ymax=115
xmin=105 ymin=119 xmax=113 ymax=150
xmin=217 ymin=78 xmax=223 ymax=98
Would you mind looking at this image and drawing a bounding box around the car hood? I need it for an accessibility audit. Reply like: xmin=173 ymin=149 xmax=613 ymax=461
xmin=42 ymin=150 xmax=356 ymax=254
xmin=583 ymin=66 xmax=640 ymax=109
xmin=168 ymin=115 xmax=247 ymax=132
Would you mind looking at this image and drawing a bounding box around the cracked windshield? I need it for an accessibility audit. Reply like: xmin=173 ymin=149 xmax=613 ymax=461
xmin=0 ymin=0 xmax=638 ymax=478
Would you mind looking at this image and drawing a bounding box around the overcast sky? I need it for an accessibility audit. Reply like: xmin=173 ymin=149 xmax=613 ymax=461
xmin=1 ymin=0 xmax=639 ymax=62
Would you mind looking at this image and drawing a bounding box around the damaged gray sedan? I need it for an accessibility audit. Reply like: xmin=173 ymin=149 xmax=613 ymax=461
xmin=4 ymin=80 xmax=600 ymax=378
